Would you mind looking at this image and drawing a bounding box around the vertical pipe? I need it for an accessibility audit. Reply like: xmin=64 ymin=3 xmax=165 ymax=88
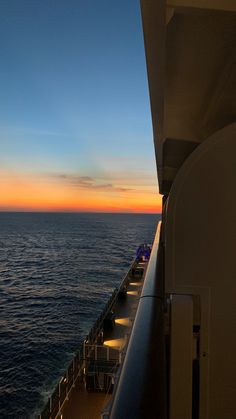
xmin=59 ymin=382 xmax=61 ymax=411
xmin=49 ymin=396 xmax=52 ymax=413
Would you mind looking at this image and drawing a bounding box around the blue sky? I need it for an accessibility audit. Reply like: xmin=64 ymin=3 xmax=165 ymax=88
xmin=0 ymin=0 xmax=161 ymax=211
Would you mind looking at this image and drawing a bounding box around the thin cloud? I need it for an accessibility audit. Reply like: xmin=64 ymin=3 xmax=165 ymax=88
xmin=50 ymin=173 xmax=132 ymax=193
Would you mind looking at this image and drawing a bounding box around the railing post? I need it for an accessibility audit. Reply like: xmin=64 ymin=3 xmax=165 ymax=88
xmin=83 ymin=340 xmax=86 ymax=360
xmin=59 ymin=381 xmax=61 ymax=411
xmin=72 ymin=358 xmax=75 ymax=387
xmin=66 ymin=371 xmax=69 ymax=400
xmin=49 ymin=396 xmax=52 ymax=414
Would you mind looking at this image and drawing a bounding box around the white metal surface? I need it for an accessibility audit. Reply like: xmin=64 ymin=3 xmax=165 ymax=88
xmin=165 ymin=126 xmax=236 ymax=418
xmin=170 ymin=294 xmax=193 ymax=419
xmin=141 ymin=0 xmax=236 ymax=193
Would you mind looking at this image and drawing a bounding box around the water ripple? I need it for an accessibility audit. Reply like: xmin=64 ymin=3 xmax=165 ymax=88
xmin=0 ymin=212 xmax=159 ymax=418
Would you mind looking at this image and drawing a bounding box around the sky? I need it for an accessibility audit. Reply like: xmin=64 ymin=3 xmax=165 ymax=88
xmin=0 ymin=0 xmax=162 ymax=213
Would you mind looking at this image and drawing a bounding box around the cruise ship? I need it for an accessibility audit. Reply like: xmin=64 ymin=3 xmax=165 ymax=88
xmin=39 ymin=1 xmax=236 ymax=418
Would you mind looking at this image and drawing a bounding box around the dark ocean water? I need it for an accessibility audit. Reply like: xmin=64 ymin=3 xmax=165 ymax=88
xmin=0 ymin=212 xmax=160 ymax=418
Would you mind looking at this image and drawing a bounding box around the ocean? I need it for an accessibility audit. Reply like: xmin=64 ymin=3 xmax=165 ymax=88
xmin=0 ymin=212 xmax=160 ymax=418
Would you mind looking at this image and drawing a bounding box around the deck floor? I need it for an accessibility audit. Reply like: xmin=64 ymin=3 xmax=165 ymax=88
xmin=61 ymin=261 xmax=147 ymax=419
xmin=62 ymin=383 xmax=110 ymax=419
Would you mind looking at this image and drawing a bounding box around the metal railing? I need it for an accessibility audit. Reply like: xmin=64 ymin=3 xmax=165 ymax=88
xmin=38 ymin=259 xmax=137 ymax=419
xmin=109 ymin=222 xmax=167 ymax=419
xmin=86 ymin=260 xmax=137 ymax=344
xmin=87 ymin=288 xmax=117 ymax=345
xmin=84 ymin=343 xmax=121 ymax=363
xmin=39 ymin=346 xmax=84 ymax=419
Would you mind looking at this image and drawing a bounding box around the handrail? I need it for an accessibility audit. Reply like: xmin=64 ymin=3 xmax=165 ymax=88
xmin=109 ymin=222 xmax=167 ymax=419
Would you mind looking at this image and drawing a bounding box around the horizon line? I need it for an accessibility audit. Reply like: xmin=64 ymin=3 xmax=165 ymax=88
xmin=0 ymin=210 xmax=161 ymax=215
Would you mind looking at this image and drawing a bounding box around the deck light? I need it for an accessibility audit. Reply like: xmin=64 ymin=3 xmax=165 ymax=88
xmin=103 ymin=338 xmax=126 ymax=350
xmin=127 ymin=290 xmax=138 ymax=296
xmin=115 ymin=318 xmax=132 ymax=327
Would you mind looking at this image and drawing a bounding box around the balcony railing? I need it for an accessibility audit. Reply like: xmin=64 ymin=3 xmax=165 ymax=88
xmin=109 ymin=222 xmax=167 ymax=419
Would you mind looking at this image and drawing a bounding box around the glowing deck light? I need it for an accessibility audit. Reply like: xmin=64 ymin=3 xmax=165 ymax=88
xmin=115 ymin=318 xmax=132 ymax=327
xmin=127 ymin=290 xmax=138 ymax=296
xmin=103 ymin=338 xmax=126 ymax=350
xmin=129 ymin=282 xmax=143 ymax=286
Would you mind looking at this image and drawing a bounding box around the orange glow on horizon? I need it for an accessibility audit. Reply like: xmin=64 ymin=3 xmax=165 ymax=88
xmin=0 ymin=172 xmax=162 ymax=213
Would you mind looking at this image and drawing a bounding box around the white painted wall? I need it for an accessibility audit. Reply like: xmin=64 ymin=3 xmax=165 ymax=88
xmin=165 ymin=123 xmax=236 ymax=418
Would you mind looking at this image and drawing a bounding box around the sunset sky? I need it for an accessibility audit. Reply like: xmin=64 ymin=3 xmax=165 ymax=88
xmin=0 ymin=0 xmax=162 ymax=213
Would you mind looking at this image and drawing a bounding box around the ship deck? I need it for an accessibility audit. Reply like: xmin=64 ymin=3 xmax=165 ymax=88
xmin=62 ymin=383 xmax=109 ymax=419
xmin=60 ymin=260 xmax=147 ymax=419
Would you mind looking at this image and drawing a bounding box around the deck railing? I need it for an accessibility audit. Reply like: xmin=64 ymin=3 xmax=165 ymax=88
xmin=109 ymin=222 xmax=167 ymax=419
xmin=38 ymin=259 xmax=137 ymax=419
xmin=84 ymin=343 xmax=121 ymax=363
xmin=87 ymin=261 xmax=136 ymax=344
xmin=39 ymin=347 xmax=84 ymax=419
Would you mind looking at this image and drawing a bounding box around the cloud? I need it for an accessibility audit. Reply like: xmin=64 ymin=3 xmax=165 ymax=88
xmin=50 ymin=173 xmax=132 ymax=193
